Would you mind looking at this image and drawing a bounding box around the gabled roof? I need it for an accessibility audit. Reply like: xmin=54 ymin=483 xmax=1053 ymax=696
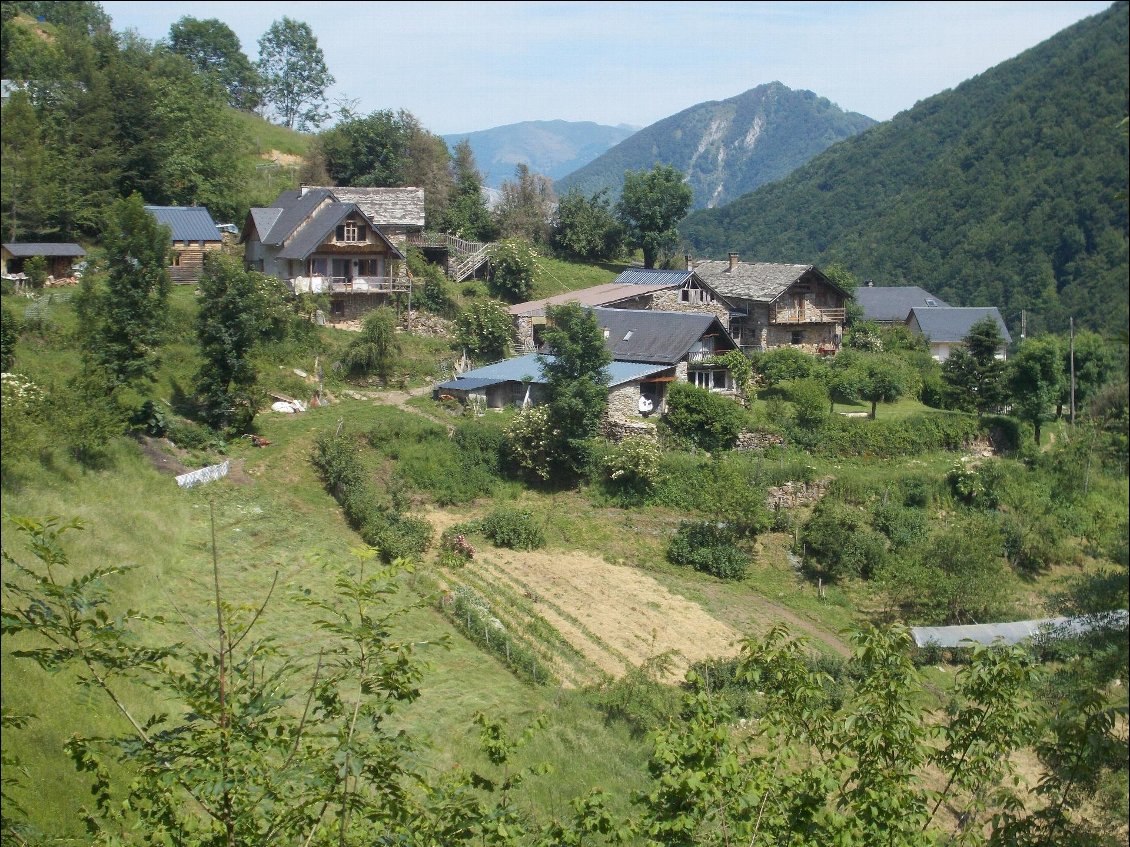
xmin=438 ymin=353 xmax=671 ymax=390
xmin=144 ymin=206 xmax=222 ymax=242
xmin=907 ymin=306 xmax=1012 ymax=345
xmin=277 ymin=203 xmax=404 ymax=261
xmin=509 ymin=281 xmax=675 ymax=317
xmin=591 ymin=307 xmax=735 ymax=365
xmin=693 ymin=260 xmax=843 ymax=303
xmin=613 ymin=267 xmax=694 ymax=286
xmin=247 ymin=208 xmax=283 ymax=242
xmin=2 ymin=242 xmax=86 ymax=257
xmin=257 ymin=188 xmax=335 ymax=245
xmin=324 ymin=187 xmax=425 ymax=228
xmin=855 ymin=285 xmax=950 ymax=322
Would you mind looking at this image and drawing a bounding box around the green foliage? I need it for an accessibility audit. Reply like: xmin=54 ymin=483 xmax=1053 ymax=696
xmin=407 ymin=246 xmax=456 ymax=316
xmin=312 ymin=431 xmax=433 ymax=561
xmin=505 ymin=405 xmax=561 ymax=483
xmin=22 ymin=255 xmax=47 ymax=288
xmin=478 ymin=507 xmax=546 ymax=550
xmin=755 ymin=348 xmax=815 ymax=388
xmin=194 ymin=253 xmax=276 ymax=433
xmin=454 ymin=299 xmax=514 ymax=362
xmin=617 ymin=163 xmax=693 ymax=268
xmin=803 ymin=500 xmax=887 ymax=580
xmin=550 ymin=188 xmax=624 ymax=260
xmin=783 ymin=378 xmax=829 ymax=430
xmin=444 ymin=587 xmax=553 ymax=686
xmin=1008 ymin=335 xmax=1064 ymax=443
xmin=681 ymin=4 xmax=1130 ymax=335
xmin=809 ymin=412 xmax=980 ymax=457
xmin=82 ymin=193 xmax=170 ymax=393
xmin=0 ymin=304 xmax=19 ymax=370
xmin=714 ymin=348 xmax=753 ymax=400
xmin=496 ymin=163 xmax=556 ymax=244
xmin=667 ymin=520 xmax=750 ymax=580
xmin=256 ymin=16 xmax=333 ymax=130
xmin=443 ymin=138 xmax=495 ymax=241
xmin=488 ymin=238 xmax=537 ymax=302
xmin=343 ymin=306 xmax=400 ymax=382
xmin=168 ymin=16 xmax=260 ymax=110
xmin=601 ymin=436 xmax=662 ymax=501
xmin=661 ymin=382 xmax=748 ymax=452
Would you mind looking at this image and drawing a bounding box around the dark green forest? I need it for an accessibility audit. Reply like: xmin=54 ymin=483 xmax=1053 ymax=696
xmin=681 ymin=3 xmax=1129 ymax=336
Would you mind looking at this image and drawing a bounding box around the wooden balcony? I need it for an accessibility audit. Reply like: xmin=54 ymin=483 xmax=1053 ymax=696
xmin=327 ymin=276 xmax=411 ymax=294
xmin=770 ymin=305 xmax=845 ymax=324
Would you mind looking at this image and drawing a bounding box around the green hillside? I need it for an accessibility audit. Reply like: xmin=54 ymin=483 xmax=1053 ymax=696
xmin=681 ymin=3 xmax=1129 ymax=335
xmin=556 ymin=82 xmax=875 ymax=209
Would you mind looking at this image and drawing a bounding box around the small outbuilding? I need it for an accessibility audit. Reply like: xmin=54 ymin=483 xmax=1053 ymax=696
xmin=2 ymin=242 xmax=86 ymax=279
xmin=145 ymin=205 xmax=223 ymax=283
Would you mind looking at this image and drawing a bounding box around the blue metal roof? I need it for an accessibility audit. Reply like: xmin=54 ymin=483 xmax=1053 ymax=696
xmin=144 ymin=206 xmax=222 ymax=242
xmin=614 ymin=267 xmax=693 ymax=286
xmin=3 ymin=242 xmax=85 ymax=257
xmin=445 ymin=353 xmax=671 ymax=389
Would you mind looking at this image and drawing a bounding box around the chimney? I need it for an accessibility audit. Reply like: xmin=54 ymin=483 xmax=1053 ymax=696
xmin=728 ymin=252 xmax=738 ymax=272
xmin=300 ymin=184 xmax=310 ymax=196
xmin=684 ymin=254 xmax=693 ymax=271
xmin=866 ymin=278 xmax=874 ymax=287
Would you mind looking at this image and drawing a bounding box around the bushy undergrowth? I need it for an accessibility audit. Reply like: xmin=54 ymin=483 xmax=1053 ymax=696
xmin=667 ymin=520 xmax=749 ymax=580
xmin=477 ymin=507 xmax=546 ymax=550
xmin=793 ymin=411 xmax=980 ymax=457
xmin=312 ymin=431 xmax=432 ymax=560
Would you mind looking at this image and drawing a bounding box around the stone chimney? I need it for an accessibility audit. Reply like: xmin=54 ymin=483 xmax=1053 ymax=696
xmin=728 ymin=252 xmax=738 ymax=272
xmin=684 ymin=254 xmax=693 ymax=271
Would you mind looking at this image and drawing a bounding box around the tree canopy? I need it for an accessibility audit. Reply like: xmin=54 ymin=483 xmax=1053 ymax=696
xmin=256 ymin=17 xmax=333 ymax=131
xmin=168 ymin=16 xmax=259 ymax=110
xmin=617 ymin=164 xmax=693 ymax=268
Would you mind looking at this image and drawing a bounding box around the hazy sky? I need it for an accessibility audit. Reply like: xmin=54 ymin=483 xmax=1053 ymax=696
xmin=100 ymin=1 xmax=1112 ymax=135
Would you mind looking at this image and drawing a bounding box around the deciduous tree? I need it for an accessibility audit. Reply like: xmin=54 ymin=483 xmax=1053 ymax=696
xmin=1008 ymin=335 xmax=1064 ymax=444
xmin=550 ymin=188 xmax=624 ymax=260
xmin=496 ymin=163 xmax=556 ymax=244
xmin=257 ymin=17 xmax=333 ymax=130
xmin=617 ymin=164 xmax=692 ymax=268
xmin=168 ymin=16 xmax=260 ymax=110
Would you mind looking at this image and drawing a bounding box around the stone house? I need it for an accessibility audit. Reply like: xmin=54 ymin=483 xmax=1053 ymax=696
xmin=437 ymin=307 xmax=739 ymax=423
xmin=692 ymin=254 xmax=848 ymax=353
xmin=144 ymin=206 xmax=223 ymax=283
xmin=241 ymin=187 xmax=410 ymax=321
xmin=508 ymin=267 xmax=734 ymax=352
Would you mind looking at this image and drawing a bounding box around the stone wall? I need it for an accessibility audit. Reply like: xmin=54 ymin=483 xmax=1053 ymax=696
xmin=514 ymin=315 xmax=536 ymax=350
xmin=649 ymin=288 xmax=730 ymax=324
xmin=601 ymin=418 xmax=659 ymax=442
xmin=331 ymin=292 xmax=396 ymax=321
xmin=606 ymin=381 xmax=665 ymax=423
xmin=765 ymin=478 xmax=832 ymax=510
xmin=734 ymin=430 xmax=786 ymax=451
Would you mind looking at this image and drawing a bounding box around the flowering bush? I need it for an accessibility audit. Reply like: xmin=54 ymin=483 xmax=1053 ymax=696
xmin=603 ymin=436 xmax=662 ymax=498
xmin=506 ymin=405 xmax=562 ymax=481
xmin=439 ymin=528 xmax=475 ymax=566
xmin=488 ymin=239 xmax=537 ymax=302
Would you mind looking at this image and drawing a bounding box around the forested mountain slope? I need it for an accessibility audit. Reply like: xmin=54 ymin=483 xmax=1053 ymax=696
xmin=556 ymin=82 xmax=875 ymax=209
xmin=681 ymin=2 xmax=1129 ymax=335
xmin=442 ymin=120 xmax=637 ymax=188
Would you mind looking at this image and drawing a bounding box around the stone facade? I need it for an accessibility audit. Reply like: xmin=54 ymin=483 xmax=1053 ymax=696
xmin=606 ymin=381 xmax=667 ymax=423
xmin=765 ymin=478 xmax=832 ymax=511
xmin=647 ymin=288 xmax=731 ymax=324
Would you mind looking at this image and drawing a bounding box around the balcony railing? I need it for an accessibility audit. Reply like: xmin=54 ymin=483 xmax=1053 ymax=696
xmin=327 ymin=276 xmax=411 ymax=294
xmin=770 ymin=306 xmax=845 ymax=324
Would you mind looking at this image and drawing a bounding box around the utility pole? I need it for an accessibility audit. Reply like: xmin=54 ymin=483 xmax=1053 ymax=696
xmin=1020 ymin=309 xmax=1026 ymax=340
xmin=1069 ymin=317 xmax=1076 ymax=426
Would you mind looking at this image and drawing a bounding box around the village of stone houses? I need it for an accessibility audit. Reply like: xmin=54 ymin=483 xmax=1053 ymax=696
xmin=1 ymin=3 xmax=1127 ymax=845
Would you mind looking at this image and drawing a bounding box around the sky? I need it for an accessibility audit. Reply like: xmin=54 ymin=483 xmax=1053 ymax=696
xmin=100 ymin=1 xmax=1113 ymax=135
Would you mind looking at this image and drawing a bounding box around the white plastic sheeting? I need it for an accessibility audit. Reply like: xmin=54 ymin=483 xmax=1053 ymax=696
xmin=912 ymin=611 xmax=1128 ymax=648
xmin=176 ymin=460 xmax=231 ymax=489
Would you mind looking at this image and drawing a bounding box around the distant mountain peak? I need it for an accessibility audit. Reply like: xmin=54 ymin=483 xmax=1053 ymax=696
xmin=555 ymin=81 xmax=875 ymax=208
xmin=441 ymin=121 xmax=638 ymax=188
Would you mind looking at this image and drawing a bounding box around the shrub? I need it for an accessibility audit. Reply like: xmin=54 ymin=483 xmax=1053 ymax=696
xmin=406 ymin=246 xmax=456 ymax=317
xmin=871 ymin=503 xmax=928 ymax=549
xmin=662 ymin=382 xmax=748 ymax=452
xmin=783 ymin=378 xmax=829 ymax=431
xmin=756 ymin=347 xmax=821 ymax=386
xmin=667 ymin=521 xmax=749 ymax=580
xmin=803 ymin=501 xmax=887 ymax=580
xmin=344 ymin=307 xmax=399 ymax=381
xmin=487 ymin=238 xmax=536 ymax=302
xmin=455 ymin=299 xmax=514 ymax=362
xmin=438 ymin=527 xmax=475 ymax=567
xmin=602 ymin=436 xmax=662 ymax=500
xmin=479 ymin=507 xmax=546 ymax=550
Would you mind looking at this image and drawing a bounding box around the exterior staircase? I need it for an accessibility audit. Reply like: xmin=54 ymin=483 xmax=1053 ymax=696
xmin=408 ymin=232 xmax=494 ymax=282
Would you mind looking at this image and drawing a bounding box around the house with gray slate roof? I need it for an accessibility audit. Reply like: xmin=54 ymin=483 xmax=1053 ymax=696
xmin=691 ymin=253 xmax=849 ymax=354
xmin=906 ymin=306 xmax=1012 ymax=362
xmin=508 ymin=266 xmax=735 ymax=352
xmin=854 ymin=284 xmax=950 ymax=324
xmin=437 ymin=307 xmax=738 ymax=423
xmin=241 ymin=187 xmax=413 ymax=321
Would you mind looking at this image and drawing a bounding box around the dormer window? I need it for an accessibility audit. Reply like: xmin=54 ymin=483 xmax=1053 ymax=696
xmin=335 ymin=220 xmax=366 ymax=243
